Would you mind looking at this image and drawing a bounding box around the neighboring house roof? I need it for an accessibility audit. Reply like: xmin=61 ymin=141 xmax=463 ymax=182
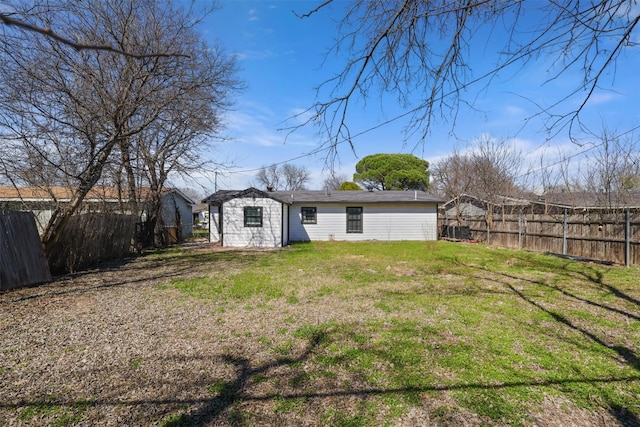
xmin=444 ymin=202 xmax=486 ymax=217
xmin=0 ymin=186 xmax=194 ymax=205
xmin=443 ymin=193 xmax=532 ymax=209
xmin=160 ymin=189 xmax=195 ymax=206
xmin=192 ymin=203 xmax=209 ymax=214
xmin=538 ymin=191 xmax=640 ymax=209
xmin=203 ymin=187 xmax=444 ymax=205
xmin=0 ymin=186 xmax=124 ymax=202
xmin=442 ymin=191 xmax=640 ymax=211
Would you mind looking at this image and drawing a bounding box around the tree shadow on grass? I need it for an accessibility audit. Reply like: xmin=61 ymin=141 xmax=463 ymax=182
xmin=501 ymin=251 xmax=640 ymax=310
xmin=2 ymin=320 xmax=640 ymax=427
xmin=462 ymin=262 xmax=640 ymax=427
xmin=160 ymin=329 xmax=330 ymax=426
xmin=3 ymin=359 xmax=639 ymax=426
xmin=464 ymin=260 xmax=640 ymax=371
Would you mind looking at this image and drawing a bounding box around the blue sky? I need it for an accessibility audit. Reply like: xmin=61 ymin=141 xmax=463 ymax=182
xmin=176 ymin=0 xmax=640 ymax=194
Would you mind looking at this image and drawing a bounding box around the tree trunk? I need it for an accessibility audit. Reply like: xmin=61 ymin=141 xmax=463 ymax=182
xmin=41 ymin=137 xmax=119 ymax=261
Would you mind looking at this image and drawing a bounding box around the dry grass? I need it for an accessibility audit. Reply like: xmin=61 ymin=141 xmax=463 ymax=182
xmin=0 ymin=240 xmax=638 ymax=426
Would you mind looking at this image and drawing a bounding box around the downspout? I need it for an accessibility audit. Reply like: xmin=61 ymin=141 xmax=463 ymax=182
xmin=220 ymin=205 xmax=224 ymax=247
xmin=207 ymin=203 xmax=211 ymax=242
xmin=436 ymin=202 xmax=440 ymax=240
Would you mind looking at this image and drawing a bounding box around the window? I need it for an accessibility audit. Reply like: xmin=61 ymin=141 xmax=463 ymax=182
xmin=301 ymin=207 xmax=317 ymax=224
xmin=244 ymin=206 xmax=263 ymax=227
xmin=346 ymin=207 xmax=363 ymax=233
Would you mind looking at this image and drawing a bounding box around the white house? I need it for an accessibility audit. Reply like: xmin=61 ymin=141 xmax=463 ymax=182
xmin=203 ymin=187 xmax=444 ymax=247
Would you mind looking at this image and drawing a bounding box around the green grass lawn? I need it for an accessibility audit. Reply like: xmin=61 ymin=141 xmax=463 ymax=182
xmin=168 ymin=241 xmax=640 ymax=426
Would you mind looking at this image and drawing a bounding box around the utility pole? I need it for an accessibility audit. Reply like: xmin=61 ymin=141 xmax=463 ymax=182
xmin=214 ymin=171 xmax=218 ymax=192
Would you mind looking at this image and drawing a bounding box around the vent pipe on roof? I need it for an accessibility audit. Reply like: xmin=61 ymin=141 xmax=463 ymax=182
xmin=414 ymin=190 xmax=417 ymax=200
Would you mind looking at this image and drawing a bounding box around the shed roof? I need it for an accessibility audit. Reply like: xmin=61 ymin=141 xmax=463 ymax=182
xmin=203 ymin=188 xmax=444 ymax=205
xmin=202 ymin=188 xmax=290 ymax=205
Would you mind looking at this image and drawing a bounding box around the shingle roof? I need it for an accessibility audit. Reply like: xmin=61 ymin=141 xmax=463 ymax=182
xmin=540 ymin=191 xmax=640 ymax=209
xmin=0 ymin=186 xmax=194 ymax=204
xmin=442 ymin=191 xmax=640 ymax=210
xmin=0 ymin=186 xmax=124 ymax=201
xmin=203 ymin=188 xmax=444 ymax=205
xmin=202 ymin=188 xmax=290 ymax=205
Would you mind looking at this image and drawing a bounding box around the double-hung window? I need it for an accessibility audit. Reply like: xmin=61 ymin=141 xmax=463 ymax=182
xmin=346 ymin=207 xmax=363 ymax=233
xmin=244 ymin=206 xmax=263 ymax=227
xmin=301 ymin=207 xmax=317 ymax=224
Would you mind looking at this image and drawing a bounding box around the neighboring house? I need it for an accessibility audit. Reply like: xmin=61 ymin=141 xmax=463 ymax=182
xmin=442 ymin=191 xmax=640 ymax=220
xmin=192 ymin=203 xmax=210 ymax=229
xmin=157 ymin=189 xmax=196 ymax=239
xmin=202 ymin=187 xmax=444 ymax=248
xmin=535 ymin=190 xmax=640 ymax=211
xmin=442 ymin=193 xmax=533 ymax=220
xmin=0 ymin=186 xmax=195 ymax=238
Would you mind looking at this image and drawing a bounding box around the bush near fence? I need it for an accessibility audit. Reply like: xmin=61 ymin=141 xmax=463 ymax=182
xmin=46 ymin=212 xmax=137 ymax=274
xmin=0 ymin=211 xmax=51 ymax=290
xmin=439 ymin=210 xmax=640 ymax=266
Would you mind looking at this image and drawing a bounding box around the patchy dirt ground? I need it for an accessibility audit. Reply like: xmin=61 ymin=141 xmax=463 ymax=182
xmin=0 ymin=242 xmax=631 ymax=426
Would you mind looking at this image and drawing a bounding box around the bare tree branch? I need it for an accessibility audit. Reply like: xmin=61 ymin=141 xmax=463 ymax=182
xmin=1 ymin=12 xmax=190 ymax=58
xmin=293 ymin=0 xmax=334 ymax=19
xmin=292 ymin=0 xmax=639 ymax=151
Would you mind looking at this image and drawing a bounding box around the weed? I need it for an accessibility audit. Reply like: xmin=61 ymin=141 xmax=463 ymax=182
xmin=159 ymin=413 xmax=189 ymax=427
xmin=322 ymin=407 xmax=373 ymax=427
xmin=273 ymin=340 xmax=294 ymax=356
xmin=130 ymin=357 xmax=144 ymax=368
xmin=18 ymin=395 xmax=93 ymax=426
xmin=273 ymin=396 xmax=307 ymax=414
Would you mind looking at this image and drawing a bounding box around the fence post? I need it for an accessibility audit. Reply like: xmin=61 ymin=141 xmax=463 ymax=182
xmin=562 ymin=209 xmax=568 ymax=255
xmin=626 ymin=208 xmax=631 ymax=267
xmin=486 ymin=222 xmax=490 ymax=244
xmin=518 ymin=211 xmax=522 ymax=250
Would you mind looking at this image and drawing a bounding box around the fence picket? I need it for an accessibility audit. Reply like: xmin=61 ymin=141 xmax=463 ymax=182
xmin=440 ymin=210 xmax=640 ymax=265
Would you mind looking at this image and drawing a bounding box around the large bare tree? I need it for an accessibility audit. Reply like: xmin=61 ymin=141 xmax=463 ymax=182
xmin=580 ymin=129 xmax=640 ymax=208
xmin=294 ymin=1 xmax=639 ymax=152
xmin=255 ymin=163 xmax=311 ymax=191
xmin=322 ymin=173 xmax=349 ymax=191
xmin=432 ymin=136 xmax=523 ymax=224
xmin=0 ymin=0 xmax=239 ymax=253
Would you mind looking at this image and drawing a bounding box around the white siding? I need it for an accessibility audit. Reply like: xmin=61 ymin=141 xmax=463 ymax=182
xmin=209 ymin=205 xmax=220 ymax=242
xmin=288 ymin=203 xmax=438 ymax=242
xmin=222 ymin=197 xmax=284 ymax=247
xmin=282 ymin=204 xmax=289 ymax=246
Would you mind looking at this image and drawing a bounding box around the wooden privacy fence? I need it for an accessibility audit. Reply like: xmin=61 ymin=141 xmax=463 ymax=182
xmin=0 ymin=211 xmax=52 ymax=290
xmin=47 ymin=212 xmax=137 ymax=273
xmin=440 ymin=209 xmax=640 ymax=266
